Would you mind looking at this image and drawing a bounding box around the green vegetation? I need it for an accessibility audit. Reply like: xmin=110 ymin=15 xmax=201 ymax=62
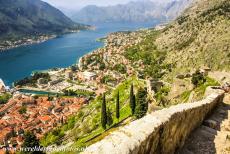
xmin=175 ymin=33 xmax=197 ymax=50
xmin=116 ymin=91 xmax=120 ymax=120
xmin=106 ymin=108 xmax=113 ymax=127
xmin=101 ymin=94 xmax=107 ymax=129
xmin=40 ymin=77 xmax=145 ymax=151
xmin=200 ymin=2 xmax=230 ymax=21
xmin=96 ymin=37 xmax=106 ymax=42
xmin=156 ymin=0 xmax=230 ymax=72
xmin=113 ymin=64 xmax=127 ymax=74
xmin=179 ymin=90 xmax=192 ymax=103
xmin=155 ymin=86 xmax=170 ymax=107
xmin=193 ymin=77 xmax=220 ymax=100
xmin=130 ymin=84 xmax=136 ymax=115
xmin=0 ymin=93 xmax=11 ymax=104
xmin=14 ymin=72 xmax=50 ymax=87
xmin=124 ymin=30 xmax=172 ymax=79
xmin=19 ymin=106 xmax=27 ymax=114
xmin=0 ymin=0 xmax=87 ymax=42
xmin=177 ymin=15 xmax=189 ymax=25
xmin=63 ymin=89 xmax=94 ymax=98
xmin=191 ymin=70 xmax=206 ymax=87
xmin=40 ymin=116 xmax=76 ymax=146
xmin=173 ymin=77 xmax=219 ymax=104
xmin=83 ymin=54 xmax=105 ymax=70
xmin=100 ymin=75 xmax=116 ymax=84
xmin=134 ymin=88 xmax=148 ymax=119
xmin=21 ymin=131 xmax=44 ymax=154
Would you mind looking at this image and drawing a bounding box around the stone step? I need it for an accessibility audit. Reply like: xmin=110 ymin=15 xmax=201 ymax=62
xmin=203 ymin=119 xmax=218 ymax=129
xmin=209 ymin=116 xmax=224 ymax=123
xmin=200 ymin=125 xmax=217 ymax=135
xmin=199 ymin=129 xmax=216 ymax=140
xmin=218 ymin=109 xmax=227 ymax=115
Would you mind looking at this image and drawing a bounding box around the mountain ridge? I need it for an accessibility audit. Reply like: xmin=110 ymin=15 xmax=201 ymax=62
xmin=71 ymin=0 xmax=193 ymax=23
xmin=0 ymin=0 xmax=87 ymax=40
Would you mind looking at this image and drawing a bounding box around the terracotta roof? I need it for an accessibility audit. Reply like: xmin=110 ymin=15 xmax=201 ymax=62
xmin=38 ymin=115 xmax=51 ymax=122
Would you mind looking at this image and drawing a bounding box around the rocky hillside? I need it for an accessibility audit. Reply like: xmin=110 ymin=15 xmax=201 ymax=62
xmin=0 ymin=0 xmax=86 ymax=40
xmin=71 ymin=0 xmax=193 ymax=23
xmin=156 ymin=0 xmax=230 ymax=73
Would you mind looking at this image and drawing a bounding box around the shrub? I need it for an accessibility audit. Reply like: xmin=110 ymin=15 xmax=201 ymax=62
xmin=0 ymin=93 xmax=11 ymax=104
xmin=192 ymin=70 xmax=206 ymax=87
xmin=19 ymin=106 xmax=27 ymax=114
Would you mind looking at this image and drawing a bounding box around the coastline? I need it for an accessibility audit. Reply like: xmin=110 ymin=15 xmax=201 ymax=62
xmin=0 ymin=27 xmax=94 ymax=52
xmin=3 ymin=23 xmax=161 ymax=88
xmin=0 ymin=35 xmax=57 ymax=52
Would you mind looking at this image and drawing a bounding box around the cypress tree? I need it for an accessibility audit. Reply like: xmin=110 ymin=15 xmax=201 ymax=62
xmin=116 ymin=91 xmax=120 ymax=120
xmin=107 ymin=108 xmax=113 ymax=126
xmin=130 ymin=84 xmax=136 ymax=115
xmin=21 ymin=131 xmax=44 ymax=154
xmin=135 ymin=87 xmax=148 ymax=119
xmin=101 ymin=94 xmax=107 ymax=129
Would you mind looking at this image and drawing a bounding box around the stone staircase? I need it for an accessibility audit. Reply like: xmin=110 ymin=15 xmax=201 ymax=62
xmin=177 ymin=94 xmax=230 ymax=154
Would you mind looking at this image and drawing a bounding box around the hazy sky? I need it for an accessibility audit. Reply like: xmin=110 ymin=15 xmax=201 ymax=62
xmin=42 ymin=0 xmax=141 ymax=10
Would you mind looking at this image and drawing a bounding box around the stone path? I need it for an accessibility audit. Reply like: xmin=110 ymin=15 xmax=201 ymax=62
xmin=177 ymin=94 xmax=230 ymax=154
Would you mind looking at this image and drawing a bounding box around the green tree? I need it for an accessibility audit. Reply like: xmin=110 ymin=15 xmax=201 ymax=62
xmin=19 ymin=106 xmax=27 ymax=114
xmin=107 ymin=108 xmax=113 ymax=126
xmin=101 ymin=94 xmax=107 ymax=129
xmin=0 ymin=93 xmax=11 ymax=104
xmin=130 ymin=84 xmax=136 ymax=115
xmin=47 ymin=93 xmax=54 ymax=101
xmin=116 ymin=91 xmax=120 ymax=120
xmin=21 ymin=131 xmax=44 ymax=154
xmin=135 ymin=88 xmax=148 ymax=119
xmin=192 ymin=70 xmax=206 ymax=87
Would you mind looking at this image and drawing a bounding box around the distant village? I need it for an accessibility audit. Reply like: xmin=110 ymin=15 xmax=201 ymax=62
xmin=0 ymin=35 xmax=56 ymax=51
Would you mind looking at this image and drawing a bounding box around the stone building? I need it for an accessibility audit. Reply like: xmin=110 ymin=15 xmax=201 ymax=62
xmin=146 ymin=79 xmax=164 ymax=98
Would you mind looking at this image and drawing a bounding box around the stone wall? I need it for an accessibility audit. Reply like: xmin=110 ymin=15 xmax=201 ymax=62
xmin=82 ymin=90 xmax=224 ymax=154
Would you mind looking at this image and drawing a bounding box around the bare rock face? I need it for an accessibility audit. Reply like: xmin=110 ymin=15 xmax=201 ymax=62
xmin=82 ymin=90 xmax=224 ymax=154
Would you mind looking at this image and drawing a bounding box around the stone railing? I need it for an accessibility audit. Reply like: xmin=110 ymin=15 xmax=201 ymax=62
xmin=82 ymin=90 xmax=224 ymax=154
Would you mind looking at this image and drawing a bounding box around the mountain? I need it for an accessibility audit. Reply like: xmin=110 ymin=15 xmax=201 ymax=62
xmin=0 ymin=0 xmax=87 ymax=40
xmin=155 ymin=0 xmax=230 ymax=73
xmin=71 ymin=0 xmax=193 ymax=23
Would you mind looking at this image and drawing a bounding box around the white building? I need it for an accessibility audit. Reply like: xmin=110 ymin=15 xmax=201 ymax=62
xmin=83 ymin=71 xmax=97 ymax=81
xmin=65 ymin=70 xmax=73 ymax=79
xmin=0 ymin=79 xmax=6 ymax=92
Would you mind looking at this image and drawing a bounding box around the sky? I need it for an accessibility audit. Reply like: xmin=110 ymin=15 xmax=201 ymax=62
xmin=42 ymin=0 xmax=141 ymax=10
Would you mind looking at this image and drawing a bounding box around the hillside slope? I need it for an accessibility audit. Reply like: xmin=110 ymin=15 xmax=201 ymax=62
xmin=0 ymin=0 xmax=86 ymax=40
xmin=156 ymin=0 xmax=230 ymax=73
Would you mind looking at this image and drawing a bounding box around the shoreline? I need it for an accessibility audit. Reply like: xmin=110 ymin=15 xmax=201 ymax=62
xmin=0 ymin=27 xmax=93 ymax=52
xmin=4 ymin=23 xmax=161 ymax=88
xmin=0 ymin=34 xmax=57 ymax=52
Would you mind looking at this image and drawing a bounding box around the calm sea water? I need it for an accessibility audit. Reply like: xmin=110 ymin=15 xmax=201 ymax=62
xmin=0 ymin=22 xmax=157 ymax=86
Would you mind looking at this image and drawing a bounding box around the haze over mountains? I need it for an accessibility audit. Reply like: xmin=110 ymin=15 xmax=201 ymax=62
xmin=71 ymin=0 xmax=193 ymax=23
xmin=0 ymin=0 xmax=86 ymax=40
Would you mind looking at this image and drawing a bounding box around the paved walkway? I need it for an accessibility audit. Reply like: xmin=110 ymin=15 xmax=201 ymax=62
xmin=177 ymin=94 xmax=230 ymax=154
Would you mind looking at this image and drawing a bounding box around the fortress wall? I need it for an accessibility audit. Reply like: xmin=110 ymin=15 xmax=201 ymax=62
xmin=83 ymin=90 xmax=224 ymax=154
